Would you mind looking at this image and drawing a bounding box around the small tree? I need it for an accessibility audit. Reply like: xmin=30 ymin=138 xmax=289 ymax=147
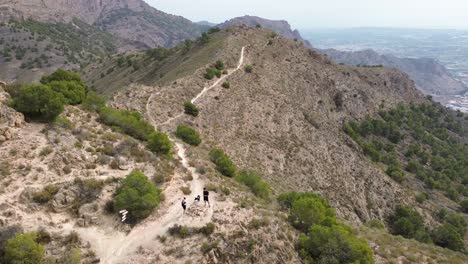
xmin=147 ymin=131 xmax=172 ymax=155
xmin=184 ymin=101 xmax=199 ymax=117
xmin=113 ymin=170 xmax=160 ymax=222
xmin=289 ymin=196 xmax=336 ymax=232
xmin=222 ymin=82 xmax=230 ymax=88
xmin=176 ymin=125 xmax=201 ymax=146
xmin=4 ymin=233 xmax=44 ymax=264
xmin=431 ymin=224 xmax=464 ymax=251
xmin=209 ymin=147 xmax=236 ymax=177
xmin=12 ymin=84 xmax=65 ymax=121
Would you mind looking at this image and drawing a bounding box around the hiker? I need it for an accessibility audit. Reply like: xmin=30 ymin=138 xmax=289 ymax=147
xmin=203 ymin=188 xmax=210 ymax=207
xmin=194 ymin=195 xmax=201 ymax=202
xmin=181 ymin=197 xmax=187 ymax=213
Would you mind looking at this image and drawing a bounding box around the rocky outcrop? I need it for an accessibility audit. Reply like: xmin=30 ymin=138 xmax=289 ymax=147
xmin=219 ymin=15 xmax=312 ymax=48
xmin=0 ymin=86 xmax=24 ymax=143
xmin=321 ymin=48 xmax=467 ymax=95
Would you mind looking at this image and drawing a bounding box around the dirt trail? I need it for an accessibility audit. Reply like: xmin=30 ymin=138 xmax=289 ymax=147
xmin=80 ymin=46 xmax=246 ymax=264
xmin=156 ymin=47 xmax=245 ymax=127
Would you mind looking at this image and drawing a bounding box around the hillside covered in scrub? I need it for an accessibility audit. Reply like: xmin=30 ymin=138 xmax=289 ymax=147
xmin=0 ymin=25 xmax=467 ymax=264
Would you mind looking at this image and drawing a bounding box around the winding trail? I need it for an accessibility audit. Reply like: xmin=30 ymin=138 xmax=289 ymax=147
xmin=90 ymin=46 xmax=246 ymax=264
xmin=156 ymin=47 xmax=245 ymax=127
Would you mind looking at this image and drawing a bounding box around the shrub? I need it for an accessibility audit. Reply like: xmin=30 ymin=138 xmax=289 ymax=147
xmin=222 ymin=82 xmax=230 ymax=88
xmin=184 ymin=101 xmax=199 ymax=117
xmin=215 ymin=60 xmax=224 ymax=70
xmin=460 ymin=199 xmax=468 ymax=214
xmin=386 ymin=164 xmax=405 ymax=183
xmin=12 ymin=84 xmax=65 ymax=121
xmin=298 ymin=224 xmax=373 ymax=264
xmin=235 ymin=170 xmax=270 ymax=199
xmin=389 ymin=205 xmax=427 ymax=241
xmin=98 ymin=107 xmax=155 ymax=141
xmin=209 ymin=147 xmax=236 ymax=177
xmin=168 ymin=225 xmax=191 ymax=238
xmin=244 ymin=65 xmax=253 ymax=73
xmin=40 ymin=69 xmax=86 ymax=87
xmin=204 ymin=67 xmax=221 ymax=80
xmin=47 ymin=80 xmax=86 ymax=105
xmin=113 ymin=170 xmax=160 ymax=222
xmin=147 ymin=131 xmax=172 ymax=155
xmin=83 ymin=91 xmax=106 ymax=112
xmin=180 ymin=186 xmax=191 ymax=195
xmin=415 ymin=192 xmax=429 ymax=203
xmin=365 ymin=219 xmax=385 ymax=229
xmin=175 ymin=125 xmax=201 ymax=146
xmin=208 ymin=27 xmax=220 ymax=34
xmin=4 ymin=232 xmax=44 ymax=264
xmin=289 ymin=196 xmax=336 ymax=232
xmin=61 ymin=248 xmax=81 ymax=264
xmin=431 ymin=224 xmax=464 ymax=251
xmin=198 ymin=223 xmax=215 ymax=236
xmin=32 ymin=185 xmax=60 ymax=204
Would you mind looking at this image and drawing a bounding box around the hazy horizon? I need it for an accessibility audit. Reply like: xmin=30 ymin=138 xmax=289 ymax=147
xmin=148 ymin=0 xmax=468 ymax=30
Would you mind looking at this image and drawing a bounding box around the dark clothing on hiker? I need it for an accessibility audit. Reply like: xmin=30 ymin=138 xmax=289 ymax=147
xmin=203 ymin=190 xmax=209 ymax=201
xmin=181 ymin=199 xmax=187 ymax=211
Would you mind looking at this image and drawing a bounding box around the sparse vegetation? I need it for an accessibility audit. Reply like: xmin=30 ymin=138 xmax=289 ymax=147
xmin=32 ymin=185 xmax=60 ymax=204
xmin=209 ymin=147 xmax=236 ymax=177
xmin=175 ymin=125 xmax=201 ymax=146
xmin=244 ymin=65 xmax=253 ymax=73
xmin=113 ymin=170 xmax=160 ymax=222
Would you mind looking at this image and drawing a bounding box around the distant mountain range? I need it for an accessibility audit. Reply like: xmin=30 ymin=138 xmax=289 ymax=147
xmin=321 ymin=49 xmax=467 ymax=95
xmin=0 ymin=0 xmax=208 ymax=50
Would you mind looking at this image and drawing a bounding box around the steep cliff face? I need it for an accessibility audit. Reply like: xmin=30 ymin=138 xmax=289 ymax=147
xmin=0 ymin=0 xmax=207 ymax=50
xmin=219 ymin=15 xmax=312 ymax=48
xmin=321 ymin=48 xmax=467 ymax=95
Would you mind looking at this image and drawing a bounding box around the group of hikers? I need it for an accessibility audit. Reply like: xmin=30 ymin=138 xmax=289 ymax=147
xmin=181 ymin=188 xmax=210 ymax=213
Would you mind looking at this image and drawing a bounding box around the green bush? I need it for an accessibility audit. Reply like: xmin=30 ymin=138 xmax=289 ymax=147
xmin=215 ymin=60 xmax=224 ymax=70
xmin=204 ymin=67 xmax=221 ymax=80
xmin=32 ymin=185 xmax=60 ymax=204
xmin=386 ymin=164 xmax=405 ymax=183
xmin=244 ymin=65 xmax=253 ymax=73
xmin=209 ymin=147 xmax=236 ymax=177
xmin=82 ymin=91 xmax=106 ymax=112
xmin=98 ymin=107 xmax=155 ymax=141
xmin=175 ymin=124 xmax=201 ymax=146
xmin=289 ymin=196 xmax=336 ymax=232
xmin=198 ymin=223 xmax=215 ymax=236
xmin=4 ymin=232 xmax=44 ymax=264
xmin=431 ymin=224 xmax=464 ymax=251
xmin=298 ymin=224 xmax=373 ymax=264
xmin=389 ymin=205 xmax=427 ymax=241
xmin=47 ymin=80 xmax=86 ymax=105
xmin=365 ymin=219 xmax=385 ymax=229
xmin=235 ymin=170 xmax=270 ymax=199
xmin=147 ymin=131 xmax=172 ymax=155
xmin=40 ymin=69 xmax=86 ymax=87
xmin=460 ymin=199 xmax=468 ymax=214
xmin=222 ymin=82 xmax=230 ymax=88
xmin=113 ymin=170 xmax=160 ymax=222
xmin=12 ymin=84 xmax=65 ymax=121
xmin=184 ymin=101 xmax=199 ymax=117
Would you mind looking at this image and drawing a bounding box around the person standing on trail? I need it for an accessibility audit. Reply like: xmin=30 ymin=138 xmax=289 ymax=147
xmin=203 ymin=188 xmax=210 ymax=207
xmin=181 ymin=197 xmax=187 ymax=213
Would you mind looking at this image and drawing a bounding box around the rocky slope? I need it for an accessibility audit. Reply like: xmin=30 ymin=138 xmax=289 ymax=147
xmin=0 ymin=0 xmax=207 ymax=50
xmin=107 ymin=26 xmax=429 ymax=223
xmin=219 ymin=15 xmax=312 ymax=48
xmin=321 ymin=48 xmax=467 ymax=95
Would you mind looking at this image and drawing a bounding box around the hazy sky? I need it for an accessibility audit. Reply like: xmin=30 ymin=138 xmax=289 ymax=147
xmin=147 ymin=0 xmax=468 ymax=30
